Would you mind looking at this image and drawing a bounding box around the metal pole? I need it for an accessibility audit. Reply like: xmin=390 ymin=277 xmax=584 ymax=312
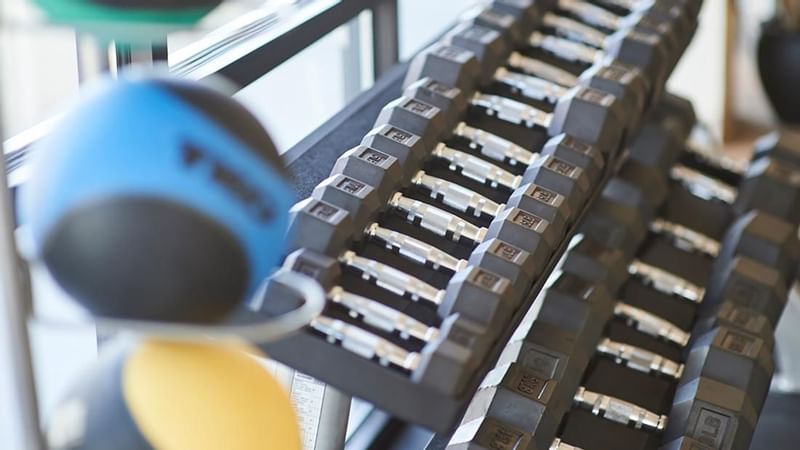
xmin=0 ymin=27 xmax=45 ymax=450
xmin=370 ymin=0 xmax=399 ymax=79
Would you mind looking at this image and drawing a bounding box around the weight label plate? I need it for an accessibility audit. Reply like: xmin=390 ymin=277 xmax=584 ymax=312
xmin=459 ymin=25 xmax=496 ymax=44
xmin=577 ymin=88 xmax=615 ymax=107
xmin=719 ymin=330 xmax=757 ymax=357
xmin=510 ymin=370 xmax=550 ymax=401
xmin=511 ymin=210 xmax=544 ymax=230
xmin=403 ymin=99 xmax=436 ymax=118
xmin=470 ymin=269 xmax=504 ymax=293
xmin=561 ymin=135 xmax=592 ymax=154
xmin=546 ymin=158 xmax=578 ymax=177
xmin=529 ymin=186 xmax=559 ymax=205
xmin=474 ymin=421 xmax=527 ymax=450
xmin=434 ymin=45 xmax=472 ymax=63
xmin=690 ymin=407 xmax=731 ymax=449
xmin=358 ymin=148 xmax=391 ymax=166
xmin=425 ymin=80 xmax=459 ymax=98
xmin=491 ymin=241 xmax=524 ymax=264
xmin=336 ymin=177 xmax=366 ymax=195
xmin=384 ymin=127 xmax=414 ymax=145
xmin=309 ymin=201 xmax=342 ymax=222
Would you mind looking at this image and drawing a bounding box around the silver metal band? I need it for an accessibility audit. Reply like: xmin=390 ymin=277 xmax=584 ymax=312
xmin=670 ymin=165 xmax=738 ymax=204
xmin=628 ymin=260 xmax=706 ymax=303
xmin=411 ymin=171 xmax=504 ymax=218
xmin=574 ymin=387 xmax=668 ymax=431
xmin=649 ymin=218 xmax=720 ymax=258
xmin=339 ymin=250 xmax=445 ymax=306
xmin=311 ymin=316 xmax=421 ymax=371
xmin=543 ymin=12 xmax=607 ymax=48
xmin=493 ymin=66 xmax=567 ymax=103
xmin=366 ymin=222 xmax=469 ymax=273
xmin=529 ymin=31 xmax=601 ymax=65
xmin=597 ymin=337 xmax=684 ymax=379
xmin=389 ymin=193 xmax=488 ymax=244
xmin=614 ymin=302 xmax=691 ymax=347
xmin=453 ymin=121 xmax=536 ymax=166
xmin=471 ymin=92 xmax=553 ymax=129
xmin=507 ymin=51 xmax=579 ymax=87
xmin=328 ymin=287 xmax=439 ymax=342
xmin=432 ymin=143 xmax=523 ymax=190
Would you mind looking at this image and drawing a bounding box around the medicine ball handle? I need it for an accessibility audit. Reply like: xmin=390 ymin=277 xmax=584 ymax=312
xmin=93 ymin=270 xmax=326 ymax=342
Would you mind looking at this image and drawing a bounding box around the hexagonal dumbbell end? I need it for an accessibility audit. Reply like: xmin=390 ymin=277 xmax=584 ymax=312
xmin=602 ymin=159 xmax=669 ymax=219
xmin=540 ymin=134 xmax=605 ymax=186
xmin=522 ymin=154 xmax=591 ymax=214
xmin=446 ymin=416 xmax=533 ymax=450
xmin=734 ymin=157 xmax=800 ymax=224
xmin=682 ymin=325 xmax=775 ymax=413
xmin=444 ymin=23 xmax=510 ymax=85
xmin=486 ymin=207 xmax=558 ymax=261
xmin=413 ymin=314 xmax=489 ymax=396
xmin=497 ymin=320 xmax=590 ymax=399
xmin=361 ymin=124 xmax=427 ymax=182
xmin=403 ymin=42 xmax=481 ymax=93
xmin=331 ymin=145 xmax=403 ymax=205
xmin=491 ymin=0 xmax=544 ymax=33
xmin=578 ymin=61 xmax=648 ymax=133
xmin=536 ymin=274 xmax=614 ymax=360
xmin=286 ymin=197 xmax=354 ymax=258
xmin=604 ymin=29 xmax=670 ymax=104
xmin=549 ymin=86 xmax=625 ymax=156
xmin=311 ymin=174 xmax=381 ymax=232
xmin=507 ymin=183 xmax=573 ymax=235
xmin=374 ymin=96 xmax=447 ymax=150
xmin=259 ymin=248 xmax=340 ymax=316
xmin=469 ymin=238 xmax=541 ymax=298
xmin=561 ymin=237 xmax=629 ymax=294
xmin=706 ymin=256 xmax=788 ymax=328
xmin=693 ymin=301 xmax=775 ymax=351
xmin=439 ymin=266 xmax=516 ymax=331
xmin=579 ymin=196 xmax=647 ymax=257
xmin=659 ymin=436 xmax=716 ymax=450
xmin=628 ymin=121 xmax=684 ymax=174
xmin=665 ymin=377 xmax=758 ymax=450
xmin=721 ymin=210 xmax=800 ymax=286
xmin=403 ymin=77 xmax=468 ymax=131
xmin=463 ymin=363 xmax=566 ymax=448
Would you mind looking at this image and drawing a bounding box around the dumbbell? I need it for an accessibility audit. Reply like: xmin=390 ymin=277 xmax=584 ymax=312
xmin=288 ymin=196 xmax=529 ymax=331
xmin=266 ymin=249 xmax=494 ymax=396
xmin=465 ymin=7 xmax=650 ymax=126
xmin=679 ymin=325 xmax=775 ymax=414
xmin=19 ymin=76 xmax=294 ymax=323
xmin=488 ymin=0 xmax=674 ymax=100
xmin=461 ymin=362 xmax=571 ymax=449
xmin=404 ymin=41 xmax=626 ymax=155
xmin=45 ymin=339 xmax=302 ymax=450
xmin=447 ymin=416 xmax=582 ymax=450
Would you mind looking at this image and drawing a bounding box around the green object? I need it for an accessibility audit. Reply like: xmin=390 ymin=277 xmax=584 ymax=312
xmin=34 ymin=0 xmax=221 ymax=26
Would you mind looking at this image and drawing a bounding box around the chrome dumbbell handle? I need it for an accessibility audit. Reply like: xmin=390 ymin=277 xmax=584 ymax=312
xmin=412 ymin=171 xmax=504 ymax=218
xmin=454 ymin=121 xmax=536 ymax=167
xmin=311 ymin=316 xmax=420 ymax=371
xmin=471 ymin=92 xmax=554 ymax=129
xmin=328 ymin=287 xmax=439 ymax=342
xmin=507 ymin=51 xmax=579 ymax=87
xmin=432 ymin=143 xmax=522 ymax=190
xmin=339 ymin=250 xmax=445 ymax=306
xmin=366 ymin=222 xmax=468 ymax=273
xmin=614 ymin=302 xmax=691 ymax=347
xmin=628 ymin=260 xmax=705 ymax=304
xmin=649 ymin=218 xmax=720 ymax=258
xmin=494 ymin=67 xmax=568 ymax=103
xmin=597 ymin=337 xmax=684 ymax=379
xmin=574 ymin=387 xmax=668 ymax=432
xmin=390 ymin=193 xmax=488 ymax=244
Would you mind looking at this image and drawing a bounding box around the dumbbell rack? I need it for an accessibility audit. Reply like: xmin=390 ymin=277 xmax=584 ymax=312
xmin=258 ymin=2 xmax=678 ymax=431
xmin=428 ymin=91 xmax=800 ymax=449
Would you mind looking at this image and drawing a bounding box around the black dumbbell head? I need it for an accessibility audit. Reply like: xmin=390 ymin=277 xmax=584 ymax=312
xmin=540 ymin=134 xmax=605 ymax=185
xmin=361 ymin=124 xmax=427 ymax=182
xmin=718 ymin=210 xmax=800 ymax=285
xmin=403 ymin=43 xmax=481 ymax=93
xmin=602 ymin=159 xmax=669 ymax=219
xmin=705 ymin=256 xmax=788 ymax=328
xmin=491 ymin=0 xmax=545 ymax=32
xmin=604 ymin=29 xmax=669 ymax=104
xmin=734 ymin=157 xmax=800 ymax=224
xmin=468 ymin=7 xmax=526 ymax=48
xmin=561 ymin=236 xmax=629 ymax=294
xmin=331 ymin=145 xmax=403 ymax=204
xmin=469 ymin=238 xmax=541 ymax=296
xmin=578 ymin=61 xmax=648 ymax=132
xmin=311 ymin=174 xmax=380 ymax=232
xmin=549 ymin=86 xmax=625 ymax=155
xmin=444 ymin=23 xmax=510 ymax=85
xmin=681 ymin=325 xmax=775 ymax=413
xmin=403 ymin=77 xmax=468 ymax=131
xmin=579 ymin=196 xmax=648 ymax=256
xmin=440 ymin=266 xmax=517 ymax=331
xmin=374 ymin=95 xmax=447 ymax=149
xmin=286 ymin=198 xmax=353 ymax=258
